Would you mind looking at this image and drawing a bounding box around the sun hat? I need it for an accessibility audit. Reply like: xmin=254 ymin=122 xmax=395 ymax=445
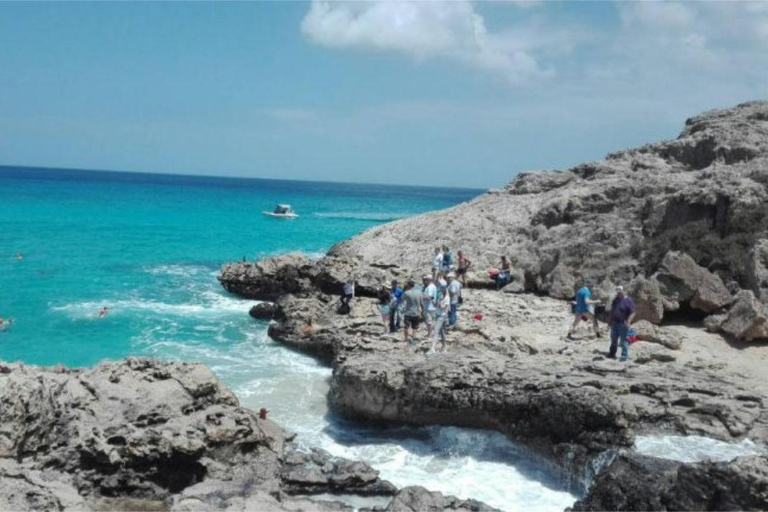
xmin=423 ymin=274 xmax=433 ymax=280
xmin=615 ymin=285 xmax=624 ymax=293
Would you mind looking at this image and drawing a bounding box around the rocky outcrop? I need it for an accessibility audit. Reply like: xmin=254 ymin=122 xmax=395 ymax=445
xmin=707 ymin=290 xmax=768 ymax=342
xmin=0 ymin=358 xmax=480 ymax=511
xmin=386 ymin=486 xmax=499 ymax=512
xmin=326 ymin=101 xmax=768 ymax=336
xmin=653 ymin=251 xmax=733 ymax=314
xmin=571 ymin=454 xmax=768 ymax=511
xmin=219 ymin=254 xmax=314 ymax=301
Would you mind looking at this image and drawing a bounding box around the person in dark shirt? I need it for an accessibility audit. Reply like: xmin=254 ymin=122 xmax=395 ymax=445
xmin=608 ymin=285 xmax=635 ymax=361
xmin=388 ymin=280 xmax=404 ymax=333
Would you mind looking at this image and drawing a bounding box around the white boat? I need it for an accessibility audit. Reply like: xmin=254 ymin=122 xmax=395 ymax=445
xmin=262 ymin=204 xmax=299 ymax=219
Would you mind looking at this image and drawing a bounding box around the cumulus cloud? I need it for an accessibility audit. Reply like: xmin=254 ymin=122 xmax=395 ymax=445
xmin=300 ymin=0 xmax=556 ymax=83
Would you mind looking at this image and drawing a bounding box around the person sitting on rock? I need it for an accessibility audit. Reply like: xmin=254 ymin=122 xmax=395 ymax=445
xmin=566 ymin=280 xmax=602 ymax=341
xmin=608 ymin=286 xmax=636 ymax=362
xmin=495 ymin=256 xmax=512 ymax=290
xmin=402 ymin=280 xmax=423 ymax=346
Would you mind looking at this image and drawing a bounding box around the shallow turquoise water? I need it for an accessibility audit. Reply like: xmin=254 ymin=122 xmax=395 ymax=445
xmin=0 ymin=166 xmax=579 ymax=511
xmin=0 ymin=166 xmax=478 ymax=366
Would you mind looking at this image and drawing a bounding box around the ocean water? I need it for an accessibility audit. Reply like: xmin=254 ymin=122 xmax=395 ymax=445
xmin=0 ymin=166 xmax=575 ymax=511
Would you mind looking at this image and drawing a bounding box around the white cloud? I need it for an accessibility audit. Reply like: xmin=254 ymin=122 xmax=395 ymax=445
xmin=300 ymin=0 xmax=556 ymax=83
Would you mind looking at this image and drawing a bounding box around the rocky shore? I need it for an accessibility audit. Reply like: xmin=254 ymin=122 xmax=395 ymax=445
xmin=0 ymin=358 xmax=496 ymax=511
xmin=219 ymin=101 xmax=768 ymax=510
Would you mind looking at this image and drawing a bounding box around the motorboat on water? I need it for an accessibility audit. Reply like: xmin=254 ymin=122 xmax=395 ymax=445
xmin=262 ymin=204 xmax=299 ymax=219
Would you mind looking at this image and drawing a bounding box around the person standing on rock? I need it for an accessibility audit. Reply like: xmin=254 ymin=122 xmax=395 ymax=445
xmin=389 ymin=280 xmax=403 ymax=332
xmin=432 ymin=247 xmax=443 ymax=281
xmin=402 ymin=280 xmax=423 ymax=345
xmin=339 ymin=279 xmax=355 ymax=314
xmin=456 ymin=250 xmax=472 ymax=287
xmin=566 ymin=281 xmax=602 ymax=340
xmin=446 ymin=272 xmax=462 ymax=327
xmin=442 ymin=246 xmax=453 ymax=274
xmin=375 ymin=287 xmax=391 ymax=335
xmin=430 ymin=286 xmax=451 ymax=353
xmin=422 ymin=275 xmax=438 ymax=337
xmin=608 ymin=286 xmax=636 ymax=362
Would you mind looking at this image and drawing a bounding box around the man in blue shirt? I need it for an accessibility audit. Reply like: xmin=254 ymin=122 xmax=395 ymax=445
xmin=566 ymin=280 xmax=601 ymax=340
xmin=608 ymin=285 xmax=636 ymax=362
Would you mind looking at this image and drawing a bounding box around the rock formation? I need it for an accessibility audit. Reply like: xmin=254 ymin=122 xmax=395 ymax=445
xmin=571 ymin=454 xmax=768 ymax=511
xmin=324 ymin=101 xmax=768 ymax=337
xmin=0 ymin=358 xmax=485 ymax=511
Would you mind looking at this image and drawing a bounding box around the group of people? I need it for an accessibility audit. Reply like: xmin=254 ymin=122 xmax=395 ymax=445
xmin=374 ymin=273 xmax=462 ymax=353
xmin=566 ymin=281 xmax=636 ymax=362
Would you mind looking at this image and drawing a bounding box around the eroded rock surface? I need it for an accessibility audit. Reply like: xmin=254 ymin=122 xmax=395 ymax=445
xmin=0 ymin=358 xmax=473 ymax=511
xmin=571 ymin=454 xmax=768 ymax=511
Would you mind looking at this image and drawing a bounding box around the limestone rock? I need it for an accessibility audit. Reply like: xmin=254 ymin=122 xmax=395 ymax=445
xmin=0 ymin=358 xmax=411 ymax=511
xmin=386 ymin=486 xmax=500 ymax=512
xmin=653 ymin=251 xmax=733 ymax=313
xmin=628 ymin=277 xmax=665 ymax=324
xmin=718 ymin=290 xmax=768 ymax=341
xmin=219 ymin=254 xmax=313 ymax=301
xmin=632 ymin=320 xmax=682 ymax=350
xmin=745 ymin=239 xmax=768 ymax=303
xmin=250 ymin=302 xmax=284 ymax=321
xmin=572 ymin=454 xmax=768 ymax=511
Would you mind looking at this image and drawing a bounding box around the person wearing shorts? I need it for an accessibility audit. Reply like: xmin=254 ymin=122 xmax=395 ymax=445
xmin=375 ymin=287 xmax=392 ymax=334
xmin=566 ymin=280 xmax=601 ymax=340
xmin=456 ymin=251 xmax=471 ymax=286
xmin=402 ymin=280 xmax=423 ymax=345
xmin=421 ymin=274 xmax=437 ymax=337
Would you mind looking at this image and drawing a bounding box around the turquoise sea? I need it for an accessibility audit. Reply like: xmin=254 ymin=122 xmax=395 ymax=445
xmin=0 ymin=166 xmax=577 ymax=511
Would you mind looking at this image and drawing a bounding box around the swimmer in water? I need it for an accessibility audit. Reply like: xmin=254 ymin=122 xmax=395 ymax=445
xmin=0 ymin=316 xmax=14 ymax=331
xmin=15 ymin=252 xmax=23 ymax=261
xmin=97 ymin=306 xmax=109 ymax=318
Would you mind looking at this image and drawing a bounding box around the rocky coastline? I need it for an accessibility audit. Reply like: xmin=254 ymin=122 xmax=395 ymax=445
xmin=0 ymin=358 xmax=494 ymax=511
xmin=219 ymin=101 xmax=768 ymax=510
xmin=2 ymin=101 xmax=766 ymax=511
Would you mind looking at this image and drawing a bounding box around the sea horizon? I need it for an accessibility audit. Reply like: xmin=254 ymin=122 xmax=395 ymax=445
xmin=0 ymin=164 xmax=488 ymax=193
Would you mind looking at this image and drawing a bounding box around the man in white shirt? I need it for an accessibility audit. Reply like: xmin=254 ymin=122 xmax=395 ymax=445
xmin=446 ymin=273 xmax=462 ymax=326
xmin=421 ymin=275 xmax=437 ymax=337
xmin=432 ymin=247 xmax=443 ymax=281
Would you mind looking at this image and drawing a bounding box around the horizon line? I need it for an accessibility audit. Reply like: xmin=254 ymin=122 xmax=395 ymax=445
xmin=0 ymin=163 xmax=489 ymax=193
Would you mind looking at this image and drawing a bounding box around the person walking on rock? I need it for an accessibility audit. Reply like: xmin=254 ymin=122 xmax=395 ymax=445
xmin=446 ymin=272 xmax=462 ymax=327
xmin=608 ymin=285 xmax=635 ymax=361
xmin=388 ymin=280 xmax=403 ymax=332
xmin=402 ymin=280 xmax=423 ymax=346
xmin=566 ymin=280 xmax=602 ymax=340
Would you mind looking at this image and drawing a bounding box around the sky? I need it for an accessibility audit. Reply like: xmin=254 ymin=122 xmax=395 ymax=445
xmin=0 ymin=1 xmax=766 ymax=188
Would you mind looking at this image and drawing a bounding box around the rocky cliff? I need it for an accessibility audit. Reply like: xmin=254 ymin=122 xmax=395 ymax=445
xmin=0 ymin=358 xmax=493 ymax=511
xmin=324 ymin=101 xmax=768 ymax=338
xmin=218 ymin=101 xmax=768 ymax=511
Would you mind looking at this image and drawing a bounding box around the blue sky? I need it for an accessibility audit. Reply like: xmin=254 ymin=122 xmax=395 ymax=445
xmin=0 ymin=1 xmax=766 ymax=188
